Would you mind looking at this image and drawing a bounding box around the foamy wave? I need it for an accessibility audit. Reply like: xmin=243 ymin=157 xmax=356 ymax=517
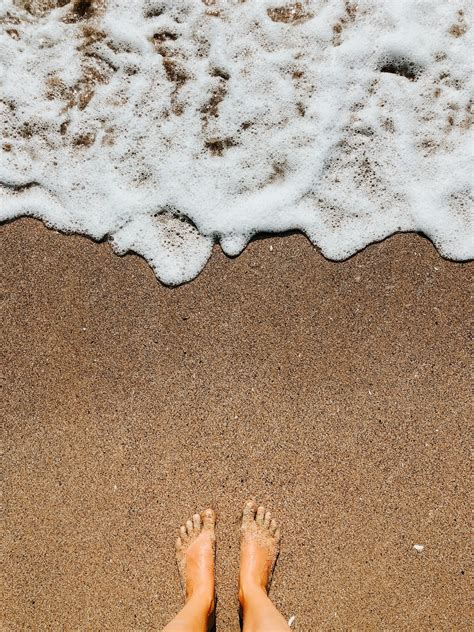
xmin=1 ymin=0 xmax=473 ymax=284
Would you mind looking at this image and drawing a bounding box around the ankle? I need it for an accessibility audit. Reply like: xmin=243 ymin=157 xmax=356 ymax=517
xmin=238 ymin=580 xmax=267 ymax=607
xmin=186 ymin=588 xmax=215 ymax=616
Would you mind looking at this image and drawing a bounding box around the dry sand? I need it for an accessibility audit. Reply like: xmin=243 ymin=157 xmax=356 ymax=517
xmin=2 ymin=218 xmax=472 ymax=630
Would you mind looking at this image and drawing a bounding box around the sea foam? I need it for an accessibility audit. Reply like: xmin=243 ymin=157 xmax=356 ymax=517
xmin=1 ymin=0 xmax=473 ymax=284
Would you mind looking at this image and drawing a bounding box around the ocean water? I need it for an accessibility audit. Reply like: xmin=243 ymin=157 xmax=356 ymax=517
xmin=1 ymin=0 xmax=473 ymax=284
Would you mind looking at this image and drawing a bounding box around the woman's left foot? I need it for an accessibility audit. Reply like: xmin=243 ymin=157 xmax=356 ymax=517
xmin=176 ymin=508 xmax=216 ymax=614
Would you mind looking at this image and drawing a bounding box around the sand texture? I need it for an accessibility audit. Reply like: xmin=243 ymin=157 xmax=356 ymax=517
xmin=2 ymin=219 xmax=472 ymax=630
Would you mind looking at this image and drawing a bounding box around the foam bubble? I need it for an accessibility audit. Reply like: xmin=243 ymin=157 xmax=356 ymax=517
xmin=1 ymin=0 xmax=473 ymax=284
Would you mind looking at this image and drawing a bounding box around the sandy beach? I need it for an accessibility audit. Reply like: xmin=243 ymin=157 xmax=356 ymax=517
xmin=2 ymin=218 xmax=472 ymax=630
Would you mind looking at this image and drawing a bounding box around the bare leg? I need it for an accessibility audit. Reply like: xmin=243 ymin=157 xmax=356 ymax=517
xmin=162 ymin=509 xmax=216 ymax=632
xmin=239 ymin=500 xmax=290 ymax=632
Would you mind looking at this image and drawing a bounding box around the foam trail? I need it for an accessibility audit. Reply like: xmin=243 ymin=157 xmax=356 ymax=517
xmin=1 ymin=0 xmax=473 ymax=284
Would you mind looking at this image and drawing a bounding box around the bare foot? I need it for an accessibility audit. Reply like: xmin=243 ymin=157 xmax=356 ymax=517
xmin=175 ymin=508 xmax=216 ymax=614
xmin=239 ymin=500 xmax=281 ymax=600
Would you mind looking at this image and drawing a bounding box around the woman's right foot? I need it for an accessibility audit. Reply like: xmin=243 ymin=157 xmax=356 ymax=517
xmin=239 ymin=500 xmax=281 ymax=602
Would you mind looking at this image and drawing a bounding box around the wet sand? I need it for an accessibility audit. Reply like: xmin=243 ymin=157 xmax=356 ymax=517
xmin=2 ymin=218 xmax=472 ymax=630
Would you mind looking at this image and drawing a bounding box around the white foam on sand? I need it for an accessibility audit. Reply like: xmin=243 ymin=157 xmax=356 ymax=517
xmin=1 ymin=0 xmax=473 ymax=284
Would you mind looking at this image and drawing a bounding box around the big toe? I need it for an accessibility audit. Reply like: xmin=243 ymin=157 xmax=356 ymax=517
xmin=202 ymin=508 xmax=216 ymax=531
xmin=242 ymin=499 xmax=257 ymax=526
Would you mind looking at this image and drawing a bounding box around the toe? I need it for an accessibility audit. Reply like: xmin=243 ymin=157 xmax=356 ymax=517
xmin=193 ymin=513 xmax=201 ymax=532
xmin=186 ymin=519 xmax=193 ymax=536
xmin=274 ymin=527 xmax=281 ymax=543
xmin=175 ymin=536 xmax=182 ymax=551
xmin=269 ymin=518 xmax=278 ymax=535
xmin=256 ymin=505 xmax=265 ymax=525
xmin=242 ymin=500 xmax=257 ymax=525
xmin=180 ymin=525 xmax=187 ymax=540
xmin=202 ymin=508 xmax=215 ymax=530
xmin=264 ymin=511 xmax=272 ymax=529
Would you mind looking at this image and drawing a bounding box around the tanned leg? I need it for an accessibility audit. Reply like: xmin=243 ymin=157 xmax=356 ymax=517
xmin=162 ymin=509 xmax=216 ymax=632
xmin=239 ymin=500 xmax=290 ymax=632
